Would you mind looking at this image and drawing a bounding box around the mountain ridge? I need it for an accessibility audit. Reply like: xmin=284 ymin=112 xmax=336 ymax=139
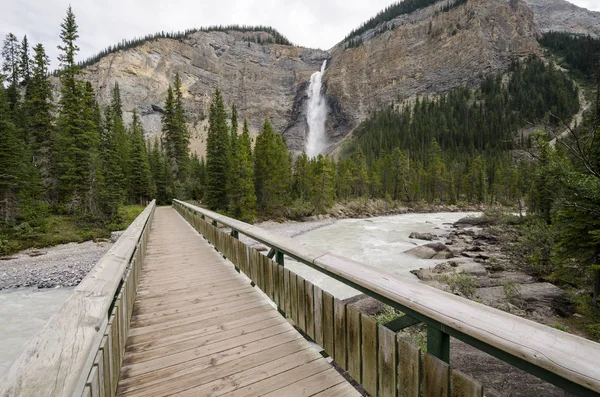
xmin=72 ymin=0 xmax=599 ymax=156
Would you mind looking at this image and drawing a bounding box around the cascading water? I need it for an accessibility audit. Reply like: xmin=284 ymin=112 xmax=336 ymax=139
xmin=305 ymin=60 xmax=328 ymax=157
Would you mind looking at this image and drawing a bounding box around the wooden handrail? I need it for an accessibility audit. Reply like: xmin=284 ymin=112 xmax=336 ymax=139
xmin=173 ymin=199 xmax=600 ymax=396
xmin=0 ymin=200 xmax=156 ymax=397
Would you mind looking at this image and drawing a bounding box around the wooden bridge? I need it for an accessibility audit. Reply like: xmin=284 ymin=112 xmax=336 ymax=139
xmin=1 ymin=200 xmax=600 ymax=397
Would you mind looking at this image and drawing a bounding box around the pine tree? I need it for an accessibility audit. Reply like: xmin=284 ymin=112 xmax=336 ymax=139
xmin=127 ymin=109 xmax=153 ymax=204
xmin=226 ymin=103 xmax=239 ymax=206
xmin=0 ymin=84 xmax=22 ymax=224
xmin=149 ymin=137 xmax=169 ymax=204
xmin=2 ymin=33 xmax=20 ymax=112
xmin=293 ymin=151 xmax=310 ymax=201
xmin=19 ymin=35 xmax=30 ymax=86
xmin=26 ymin=44 xmax=54 ymax=195
xmin=161 ymin=73 xmax=190 ymax=185
xmin=109 ymin=83 xmax=130 ymax=194
xmin=308 ymin=154 xmax=335 ymax=213
xmin=99 ymin=105 xmax=124 ymax=218
xmin=205 ymin=89 xmax=230 ymax=210
xmin=54 ymin=6 xmax=98 ymax=214
xmin=254 ymin=119 xmax=291 ymax=216
xmin=229 ymin=119 xmax=257 ymax=222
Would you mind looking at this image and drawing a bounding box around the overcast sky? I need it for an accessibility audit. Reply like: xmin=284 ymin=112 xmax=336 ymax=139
xmin=2 ymin=0 xmax=599 ymax=69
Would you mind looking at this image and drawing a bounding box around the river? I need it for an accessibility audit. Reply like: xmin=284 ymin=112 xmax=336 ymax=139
xmin=284 ymin=212 xmax=476 ymax=299
xmin=0 ymin=287 xmax=74 ymax=377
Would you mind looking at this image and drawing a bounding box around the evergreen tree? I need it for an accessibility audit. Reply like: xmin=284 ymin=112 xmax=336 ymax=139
xmin=308 ymin=154 xmax=335 ymax=213
xmin=161 ymin=73 xmax=190 ymax=185
xmin=26 ymin=43 xmax=54 ymax=195
xmin=19 ymin=35 xmax=30 ymax=86
xmin=226 ymin=103 xmax=239 ymax=205
xmin=0 ymin=84 xmax=22 ymax=224
xmin=2 ymin=33 xmax=20 ymax=111
xmin=99 ymin=104 xmax=124 ymax=218
xmin=109 ymin=83 xmax=130 ymax=194
xmin=149 ymin=137 xmax=169 ymax=204
xmin=254 ymin=119 xmax=291 ymax=216
xmin=228 ymin=119 xmax=257 ymax=222
xmin=293 ymin=151 xmax=310 ymax=201
xmin=205 ymin=89 xmax=230 ymax=210
xmin=127 ymin=109 xmax=153 ymax=204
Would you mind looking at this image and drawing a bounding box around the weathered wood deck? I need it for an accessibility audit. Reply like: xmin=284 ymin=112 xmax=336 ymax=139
xmin=116 ymin=207 xmax=359 ymax=397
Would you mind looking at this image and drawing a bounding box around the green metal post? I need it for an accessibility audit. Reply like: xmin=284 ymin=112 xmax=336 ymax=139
xmin=427 ymin=325 xmax=450 ymax=363
xmin=231 ymin=230 xmax=240 ymax=273
xmin=275 ymin=250 xmax=286 ymax=318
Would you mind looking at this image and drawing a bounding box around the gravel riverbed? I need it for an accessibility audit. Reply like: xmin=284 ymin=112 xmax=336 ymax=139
xmin=0 ymin=240 xmax=113 ymax=290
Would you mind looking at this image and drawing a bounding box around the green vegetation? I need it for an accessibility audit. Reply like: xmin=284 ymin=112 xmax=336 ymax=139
xmin=539 ymin=32 xmax=600 ymax=82
xmin=0 ymin=9 xmax=172 ymax=255
xmin=440 ymin=271 xmax=477 ymax=298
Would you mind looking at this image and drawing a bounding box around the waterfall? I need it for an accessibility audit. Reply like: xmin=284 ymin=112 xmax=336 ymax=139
xmin=305 ymin=60 xmax=328 ymax=157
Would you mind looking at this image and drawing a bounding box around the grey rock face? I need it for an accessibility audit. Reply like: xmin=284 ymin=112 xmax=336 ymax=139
xmin=522 ymin=0 xmax=600 ymax=37
xmin=80 ymin=30 xmax=328 ymax=154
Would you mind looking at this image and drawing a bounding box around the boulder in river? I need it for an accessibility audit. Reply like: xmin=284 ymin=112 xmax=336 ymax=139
xmin=409 ymin=232 xmax=434 ymax=241
xmin=406 ymin=242 xmax=453 ymax=259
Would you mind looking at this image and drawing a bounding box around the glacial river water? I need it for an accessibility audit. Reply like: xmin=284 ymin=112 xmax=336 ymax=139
xmin=0 ymin=211 xmax=475 ymax=377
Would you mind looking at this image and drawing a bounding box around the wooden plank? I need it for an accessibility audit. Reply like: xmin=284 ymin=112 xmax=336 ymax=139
xmin=278 ymin=263 xmax=285 ymax=314
xmin=322 ymin=291 xmax=335 ymax=358
xmin=347 ymin=306 xmax=362 ymax=383
xmin=378 ymin=324 xmax=397 ymax=397
xmin=423 ymin=353 xmax=450 ymax=397
xmin=305 ymin=280 xmax=315 ymax=340
xmin=86 ymin=365 xmax=100 ymax=397
xmin=334 ymin=298 xmax=347 ymax=370
xmin=314 ymin=286 xmax=324 ymax=347
xmin=272 ymin=260 xmax=280 ymax=307
xmin=263 ymin=256 xmax=275 ymax=301
xmin=398 ymin=337 xmax=420 ymax=397
xmin=94 ymin=350 xmax=106 ymax=397
xmin=297 ymin=275 xmax=306 ymax=332
xmin=83 ymin=386 xmax=92 ymax=397
xmin=0 ymin=201 xmax=155 ymax=397
xmin=100 ymin=336 xmax=112 ymax=397
xmin=451 ymin=370 xmax=483 ymax=397
xmin=284 ymin=268 xmax=291 ymax=316
xmin=361 ymin=313 xmax=378 ymax=397
xmin=290 ymin=272 xmax=298 ymax=325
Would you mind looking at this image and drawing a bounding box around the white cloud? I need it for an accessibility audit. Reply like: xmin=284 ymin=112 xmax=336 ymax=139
xmin=1 ymin=0 xmax=598 ymax=70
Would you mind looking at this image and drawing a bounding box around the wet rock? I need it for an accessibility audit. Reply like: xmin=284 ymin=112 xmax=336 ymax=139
xmin=344 ymin=295 xmax=385 ymax=316
xmin=455 ymin=217 xmax=490 ymax=227
xmin=411 ymin=260 xmax=487 ymax=281
xmin=406 ymin=242 xmax=453 ymax=260
xmin=409 ymin=232 xmax=434 ymax=241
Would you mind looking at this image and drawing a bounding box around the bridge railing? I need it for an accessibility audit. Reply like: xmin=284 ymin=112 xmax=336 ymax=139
xmin=0 ymin=200 xmax=156 ymax=397
xmin=173 ymin=199 xmax=600 ymax=397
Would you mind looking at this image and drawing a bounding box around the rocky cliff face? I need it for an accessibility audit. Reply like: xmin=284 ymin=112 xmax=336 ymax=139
xmin=522 ymin=0 xmax=600 ymax=37
xmin=78 ymin=0 xmax=597 ymax=156
xmin=82 ymin=30 xmax=327 ymax=154
xmin=321 ymin=0 xmax=541 ymax=152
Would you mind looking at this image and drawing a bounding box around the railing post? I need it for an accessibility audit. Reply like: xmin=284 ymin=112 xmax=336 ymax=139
xmin=231 ymin=230 xmax=240 ymax=273
xmin=275 ymin=250 xmax=287 ymax=318
xmin=427 ymin=325 xmax=450 ymax=363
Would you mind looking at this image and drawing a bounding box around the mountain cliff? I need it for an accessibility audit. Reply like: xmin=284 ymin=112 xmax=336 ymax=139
xmin=77 ymin=0 xmax=598 ymax=155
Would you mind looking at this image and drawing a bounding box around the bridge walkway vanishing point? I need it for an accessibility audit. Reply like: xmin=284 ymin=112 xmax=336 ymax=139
xmin=116 ymin=206 xmax=360 ymax=397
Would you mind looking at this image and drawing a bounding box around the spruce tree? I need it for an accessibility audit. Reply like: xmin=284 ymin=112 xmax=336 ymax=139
xmin=229 ymin=119 xmax=256 ymax=222
xmin=127 ymin=109 xmax=153 ymax=204
xmin=26 ymin=44 xmax=54 ymax=195
xmin=99 ymin=105 xmax=124 ymax=218
xmin=2 ymin=33 xmax=20 ymax=112
xmin=161 ymin=73 xmax=190 ymax=185
xmin=205 ymin=89 xmax=230 ymax=210
xmin=254 ymin=119 xmax=291 ymax=216
xmin=0 ymin=84 xmax=22 ymax=224
xmin=149 ymin=137 xmax=169 ymax=204
xmin=19 ymin=35 xmax=30 ymax=86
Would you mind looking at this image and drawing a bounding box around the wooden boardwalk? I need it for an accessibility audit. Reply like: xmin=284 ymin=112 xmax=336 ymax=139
xmin=116 ymin=207 xmax=360 ymax=397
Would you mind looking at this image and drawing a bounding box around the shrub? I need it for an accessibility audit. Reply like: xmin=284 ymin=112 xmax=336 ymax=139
xmin=440 ymin=271 xmax=477 ymax=299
